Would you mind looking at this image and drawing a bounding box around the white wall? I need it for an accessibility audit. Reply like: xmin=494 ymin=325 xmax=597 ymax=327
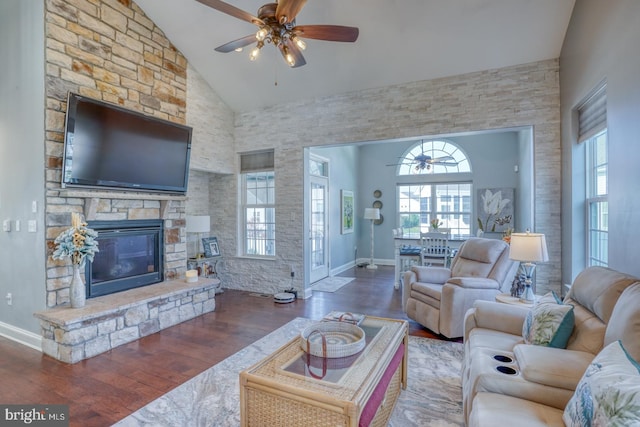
xmin=560 ymin=0 xmax=640 ymax=282
xmin=0 ymin=0 xmax=46 ymax=340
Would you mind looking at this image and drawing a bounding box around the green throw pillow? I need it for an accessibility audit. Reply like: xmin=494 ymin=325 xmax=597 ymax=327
xmin=522 ymin=291 xmax=574 ymax=348
xmin=563 ymin=340 xmax=640 ymax=426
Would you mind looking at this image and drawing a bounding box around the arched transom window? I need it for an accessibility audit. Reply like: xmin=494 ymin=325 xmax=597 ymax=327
xmin=397 ymin=140 xmax=471 ymax=175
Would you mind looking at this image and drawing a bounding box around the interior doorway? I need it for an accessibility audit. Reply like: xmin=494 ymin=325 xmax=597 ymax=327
xmin=309 ymin=156 xmax=329 ymax=283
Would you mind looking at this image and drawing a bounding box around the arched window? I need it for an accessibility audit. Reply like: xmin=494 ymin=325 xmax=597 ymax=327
xmin=397 ymin=139 xmax=470 ymax=175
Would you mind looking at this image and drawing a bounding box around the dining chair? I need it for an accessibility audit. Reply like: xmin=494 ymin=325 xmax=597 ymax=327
xmin=420 ymin=231 xmax=450 ymax=267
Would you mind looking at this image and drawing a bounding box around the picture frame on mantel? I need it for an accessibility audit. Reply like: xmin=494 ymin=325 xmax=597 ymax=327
xmin=341 ymin=190 xmax=354 ymax=234
xmin=202 ymin=237 xmax=221 ymax=257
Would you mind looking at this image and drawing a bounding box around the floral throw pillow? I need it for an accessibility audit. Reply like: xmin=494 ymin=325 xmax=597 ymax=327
xmin=522 ymin=291 xmax=574 ymax=348
xmin=563 ymin=340 xmax=640 ymax=426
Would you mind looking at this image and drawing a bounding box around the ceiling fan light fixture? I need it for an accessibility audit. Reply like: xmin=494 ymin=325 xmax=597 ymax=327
xmin=291 ymin=35 xmax=306 ymax=50
xmin=284 ymin=47 xmax=296 ymax=67
xmin=250 ymin=42 xmax=263 ymax=61
xmin=256 ymin=27 xmax=269 ymax=42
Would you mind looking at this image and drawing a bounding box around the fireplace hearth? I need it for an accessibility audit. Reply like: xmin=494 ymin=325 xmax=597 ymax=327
xmin=86 ymin=219 xmax=164 ymax=298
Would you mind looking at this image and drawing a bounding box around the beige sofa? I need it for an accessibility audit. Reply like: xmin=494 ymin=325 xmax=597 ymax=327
xmin=402 ymin=237 xmax=517 ymax=338
xmin=462 ymin=266 xmax=640 ymax=426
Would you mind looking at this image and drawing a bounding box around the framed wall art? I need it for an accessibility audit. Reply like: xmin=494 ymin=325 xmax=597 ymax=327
xmin=202 ymin=237 xmax=221 ymax=257
xmin=341 ymin=190 xmax=354 ymax=234
xmin=476 ymin=187 xmax=514 ymax=233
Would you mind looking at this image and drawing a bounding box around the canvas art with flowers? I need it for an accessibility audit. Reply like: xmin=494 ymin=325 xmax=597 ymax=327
xmin=477 ymin=188 xmax=514 ymax=233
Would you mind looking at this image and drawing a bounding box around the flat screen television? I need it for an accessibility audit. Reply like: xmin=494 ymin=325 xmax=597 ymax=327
xmin=62 ymin=92 xmax=192 ymax=194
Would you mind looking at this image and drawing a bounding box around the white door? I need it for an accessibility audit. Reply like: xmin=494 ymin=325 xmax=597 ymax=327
xmin=309 ymin=175 xmax=329 ymax=283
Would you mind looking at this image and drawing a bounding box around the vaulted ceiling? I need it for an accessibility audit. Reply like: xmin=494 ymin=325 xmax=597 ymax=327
xmin=136 ymin=0 xmax=575 ymax=112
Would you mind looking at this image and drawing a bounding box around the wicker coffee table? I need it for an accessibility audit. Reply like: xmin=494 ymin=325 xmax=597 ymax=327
xmin=239 ymin=316 xmax=408 ymax=427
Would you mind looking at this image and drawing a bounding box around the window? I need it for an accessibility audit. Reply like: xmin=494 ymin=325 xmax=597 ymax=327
xmin=240 ymin=151 xmax=275 ymax=257
xmin=397 ymin=139 xmax=471 ymax=175
xmin=586 ymin=130 xmax=608 ymax=266
xmin=578 ymin=84 xmax=607 ymax=267
xmin=396 ymin=140 xmax=472 ymax=239
xmin=398 ymin=183 xmax=472 ymax=239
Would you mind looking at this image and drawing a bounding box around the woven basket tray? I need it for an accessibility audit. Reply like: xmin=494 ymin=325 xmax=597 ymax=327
xmin=300 ymin=321 xmax=366 ymax=358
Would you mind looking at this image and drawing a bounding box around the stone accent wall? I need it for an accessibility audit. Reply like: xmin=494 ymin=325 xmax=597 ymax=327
xmin=223 ymin=59 xmax=562 ymax=296
xmin=186 ymin=63 xmax=235 ymax=174
xmin=43 ymin=0 xmax=188 ymax=307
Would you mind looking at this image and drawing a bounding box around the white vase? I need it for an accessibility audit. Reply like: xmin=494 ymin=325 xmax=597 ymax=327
xmin=70 ymin=264 xmax=86 ymax=308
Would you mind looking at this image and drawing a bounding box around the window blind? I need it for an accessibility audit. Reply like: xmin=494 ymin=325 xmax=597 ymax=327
xmin=240 ymin=150 xmax=274 ymax=172
xmin=578 ymin=85 xmax=607 ymax=143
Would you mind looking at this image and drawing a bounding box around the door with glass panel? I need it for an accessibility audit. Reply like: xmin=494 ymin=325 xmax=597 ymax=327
xmin=309 ymin=174 xmax=329 ymax=283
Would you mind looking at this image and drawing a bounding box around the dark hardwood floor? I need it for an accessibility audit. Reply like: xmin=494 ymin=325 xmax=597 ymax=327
xmin=0 ymin=266 xmax=445 ymax=426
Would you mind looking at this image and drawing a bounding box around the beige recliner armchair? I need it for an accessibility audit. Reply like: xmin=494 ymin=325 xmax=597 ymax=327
xmin=402 ymin=237 xmax=518 ymax=338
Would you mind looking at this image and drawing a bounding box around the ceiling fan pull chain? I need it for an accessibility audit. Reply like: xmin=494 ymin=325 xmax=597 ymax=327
xmin=274 ymin=58 xmax=278 ymax=86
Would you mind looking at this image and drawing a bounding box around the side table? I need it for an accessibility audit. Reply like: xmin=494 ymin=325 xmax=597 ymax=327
xmin=495 ymin=293 xmax=534 ymax=308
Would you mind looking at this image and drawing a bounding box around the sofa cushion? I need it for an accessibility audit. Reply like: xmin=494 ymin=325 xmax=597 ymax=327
xmin=563 ymin=340 xmax=640 ymax=426
xmin=469 ymin=392 xmax=565 ymax=427
xmin=522 ymin=292 xmax=574 ymax=348
xmin=565 ymin=266 xmax=637 ymax=324
xmin=604 ymin=282 xmax=640 ymax=362
xmin=514 ymin=344 xmax=594 ymax=390
xmin=451 ymin=238 xmax=508 ymax=278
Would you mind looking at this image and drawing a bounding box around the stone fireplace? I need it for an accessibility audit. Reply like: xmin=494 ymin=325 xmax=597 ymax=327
xmin=35 ymin=0 xmax=222 ymax=364
xmin=35 ymin=195 xmax=218 ymax=364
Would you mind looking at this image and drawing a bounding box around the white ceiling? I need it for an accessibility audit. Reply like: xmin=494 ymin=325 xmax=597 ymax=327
xmin=135 ymin=0 xmax=575 ymax=112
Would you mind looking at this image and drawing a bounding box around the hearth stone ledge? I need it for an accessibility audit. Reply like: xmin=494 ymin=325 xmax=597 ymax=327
xmin=34 ymin=278 xmax=219 ymax=364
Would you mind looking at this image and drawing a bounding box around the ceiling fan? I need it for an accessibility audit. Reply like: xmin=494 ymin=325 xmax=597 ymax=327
xmin=387 ymin=142 xmax=459 ymax=171
xmin=196 ymin=0 xmax=359 ymax=68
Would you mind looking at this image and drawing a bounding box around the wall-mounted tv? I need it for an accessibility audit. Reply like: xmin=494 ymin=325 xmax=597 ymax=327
xmin=62 ymin=92 xmax=192 ymax=194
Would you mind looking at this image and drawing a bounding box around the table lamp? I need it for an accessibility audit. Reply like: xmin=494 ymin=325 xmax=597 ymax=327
xmin=364 ymin=208 xmax=380 ymax=270
xmin=186 ymin=215 xmax=210 ymax=258
xmin=509 ymin=231 xmax=549 ymax=303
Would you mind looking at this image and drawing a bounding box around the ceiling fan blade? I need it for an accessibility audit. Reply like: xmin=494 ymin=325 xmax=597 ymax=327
xmin=278 ymin=40 xmax=306 ymax=68
xmin=276 ymin=0 xmax=307 ymax=24
xmin=386 ymin=162 xmax=414 ymax=167
xmin=293 ymin=25 xmax=359 ymax=42
xmin=438 ymin=162 xmax=460 ymax=167
xmin=214 ymin=34 xmax=257 ymax=53
xmin=429 ymin=156 xmax=455 ymax=163
xmin=196 ymin=0 xmax=263 ymax=26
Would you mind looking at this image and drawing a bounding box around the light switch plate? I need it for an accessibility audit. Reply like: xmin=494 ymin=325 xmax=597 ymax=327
xmin=15 ymin=220 xmax=21 ymax=232
xmin=2 ymin=219 xmax=10 ymax=232
xmin=28 ymin=220 xmax=37 ymax=233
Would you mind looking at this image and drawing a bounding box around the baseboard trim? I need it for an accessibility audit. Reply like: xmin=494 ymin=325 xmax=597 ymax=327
xmin=0 ymin=321 xmax=42 ymax=352
xmin=330 ymin=261 xmax=356 ymax=276
xmin=355 ymin=258 xmax=395 ymax=267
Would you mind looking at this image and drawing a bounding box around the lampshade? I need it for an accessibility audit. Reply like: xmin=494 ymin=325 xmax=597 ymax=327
xmin=186 ymin=215 xmax=210 ymax=233
xmin=364 ymin=208 xmax=380 ymax=220
xmin=509 ymin=232 xmax=549 ymax=262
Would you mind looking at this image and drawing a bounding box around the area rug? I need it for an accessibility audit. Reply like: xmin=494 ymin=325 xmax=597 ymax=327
xmin=114 ymin=317 xmax=464 ymax=427
xmin=310 ymin=276 xmax=355 ymax=292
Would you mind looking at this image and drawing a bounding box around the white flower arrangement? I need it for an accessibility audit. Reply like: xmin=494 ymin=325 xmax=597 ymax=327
xmin=52 ymin=213 xmax=99 ymax=266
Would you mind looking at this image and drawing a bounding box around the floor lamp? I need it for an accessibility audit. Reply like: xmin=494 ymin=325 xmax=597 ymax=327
xmin=364 ymin=208 xmax=380 ymax=270
xmin=186 ymin=215 xmax=210 ymax=259
xmin=509 ymin=231 xmax=549 ymax=303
